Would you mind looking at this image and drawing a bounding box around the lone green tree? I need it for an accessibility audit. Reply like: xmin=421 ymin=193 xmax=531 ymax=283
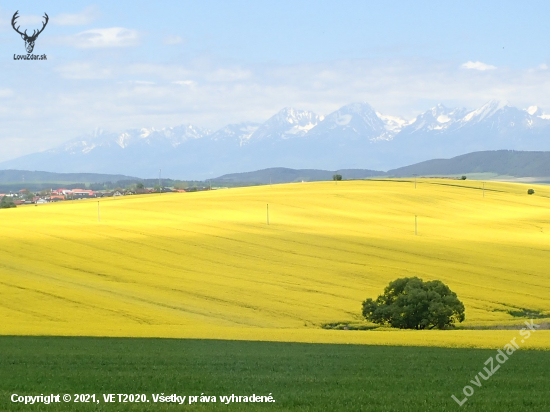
xmin=362 ymin=277 xmax=465 ymax=330
xmin=528 ymin=189 xmax=535 ymax=195
xmin=333 ymin=174 xmax=342 ymax=181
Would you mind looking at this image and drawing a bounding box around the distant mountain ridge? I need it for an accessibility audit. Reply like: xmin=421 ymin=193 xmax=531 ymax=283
xmin=3 ymin=100 xmax=550 ymax=179
xmin=0 ymin=170 xmax=137 ymax=183
xmin=214 ymin=167 xmax=384 ymax=184
xmin=218 ymin=151 xmax=550 ymax=183
xmin=388 ymin=150 xmax=550 ymax=178
xmin=3 ymin=150 xmax=550 ymax=189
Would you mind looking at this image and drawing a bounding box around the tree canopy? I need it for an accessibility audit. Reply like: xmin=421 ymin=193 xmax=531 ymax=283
xmin=0 ymin=196 xmax=16 ymax=209
xmin=362 ymin=277 xmax=465 ymax=330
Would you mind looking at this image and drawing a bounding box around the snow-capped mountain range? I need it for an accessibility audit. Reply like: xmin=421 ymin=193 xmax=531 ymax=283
xmin=2 ymin=100 xmax=550 ymax=179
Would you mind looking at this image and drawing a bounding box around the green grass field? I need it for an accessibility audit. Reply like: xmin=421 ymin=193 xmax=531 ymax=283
xmin=0 ymin=337 xmax=548 ymax=411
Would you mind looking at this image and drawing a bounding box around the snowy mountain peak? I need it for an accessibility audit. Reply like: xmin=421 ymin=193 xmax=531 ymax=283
xmin=251 ymin=107 xmax=321 ymax=140
xmin=523 ymin=106 xmax=550 ymax=120
xmin=117 ymin=132 xmax=131 ymax=148
xmin=140 ymin=128 xmax=153 ymax=138
xmin=377 ymin=113 xmax=408 ymax=133
xmin=526 ymin=106 xmax=541 ymax=116
xmin=343 ymin=101 xmax=374 ymax=112
xmin=309 ymin=102 xmax=391 ymax=141
xmin=463 ymin=99 xmax=511 ymax=122
xmin=428 ymin=104 xmax=464 ymax=123
xmin=325 ymin=102 xmax=382 ymax=127
xmin=336 ymin=102 xmax=379 ymax=118
xmin=57 ymin=124 xmax=212 ymax=154
xmin=524 ymin=105 xmax=547 ymax=118
xmin=92 ymin=127 xmax=105 ymax=137
xmin=208 ymin=122 xmax=260 ymax=146
xmin=272 ymin=107 xmax=320 ymax=124
xmin=430 ymin=103 xmax=448 ymax=115
xmin=402 ymin=104 xmax=468 ymax=133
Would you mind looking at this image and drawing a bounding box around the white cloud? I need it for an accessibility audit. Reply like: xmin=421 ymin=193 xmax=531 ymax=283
xmin=163 ymin=35 xmax=183 ymax=45
xmin=0 ymin=89 xmax=13 ymax=98
xmin=67 ymin=27 xmax=140 ymax=48
xmin=55 ymin=62 xmax=112 ymax=79
xmin=173 ymin=80 xmax=197 ymax=87
xmin=126 ymin=80 xmax=156 ymax=85
xmin=53 ymin=6 xmax=100 ymax=26
xmin=125 ymin=64 xmax=193 ymax=80
xmin=204 ymin=68 xmax=252 ymax=82
xmin=461 ymin=61 xmax=497 ymax=71
xmin=123 ymin=63 xmax=251 ymax=83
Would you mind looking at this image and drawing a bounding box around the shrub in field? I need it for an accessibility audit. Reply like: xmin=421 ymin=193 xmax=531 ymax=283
xmin=333 ymin=174 xmax=342 ymax=181
xmin=362 ymin=277 xmax=465 ymax=330
xmin=461 ymin=175 xmax=467 ymax=180
xmin=528 ymin=189 xmax=535 ymax=195
xmin=0 ymin=196 xmax=16 ymax=209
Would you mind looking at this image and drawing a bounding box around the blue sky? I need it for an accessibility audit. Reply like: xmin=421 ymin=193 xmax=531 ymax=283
xmin=2 ymin=1 xmax=550 ymax=161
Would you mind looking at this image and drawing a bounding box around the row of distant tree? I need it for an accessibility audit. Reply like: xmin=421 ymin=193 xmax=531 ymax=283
xmin=0 ymin=179 xmax=240 ymax=194
xmin=0 ymin=174 xmax=361 ymax=193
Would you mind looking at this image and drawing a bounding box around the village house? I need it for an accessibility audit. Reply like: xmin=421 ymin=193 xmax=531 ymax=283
xmin=52 ymin=189 xmax=73 ymax=196
xmin=71 ymin=189 xmax=96 ymax=199
xmin=48 ymin=195 xmax=65 ymax=202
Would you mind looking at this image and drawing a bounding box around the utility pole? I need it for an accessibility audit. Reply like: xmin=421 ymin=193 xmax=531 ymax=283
xmin=159 ymin=169 xmax=161 ymax=194
xmin=483 ymin=182 xmax=485 ymax=198
xmin=413 ymin=174 xmax=417 ymax=189
xmin=415 ymin=215 xmax=418 ymax=236
xmin=267 ymin=204 xmax=269 ymax=225
xmin=97 ymin=201 xmax=100 ymax=222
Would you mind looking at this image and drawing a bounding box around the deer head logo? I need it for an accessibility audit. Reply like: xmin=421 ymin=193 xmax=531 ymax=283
xmin=11 ymin=11 xmax=49 ymax=54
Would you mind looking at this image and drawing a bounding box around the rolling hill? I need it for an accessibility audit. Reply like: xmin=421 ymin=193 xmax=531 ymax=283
xmin=3 ymin=150 xmax=550 ymax=191
xmin=213 ymin=167 xmax=384 ymax=184
xmin=0 ymin=180 xmax=549 ymax=349
xmin=213 ymin=151 xmax=550 ymax=184
xmin=388 ymin=150 xmax=550 ymax=177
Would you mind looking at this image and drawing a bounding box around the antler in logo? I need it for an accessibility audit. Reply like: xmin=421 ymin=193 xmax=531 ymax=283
xmin=12 ymin=11 xmax=49 ymax=54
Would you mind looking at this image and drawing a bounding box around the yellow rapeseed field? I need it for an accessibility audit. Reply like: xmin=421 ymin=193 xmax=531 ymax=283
xmin=1 ymin=179 xmax=549 ymax=349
